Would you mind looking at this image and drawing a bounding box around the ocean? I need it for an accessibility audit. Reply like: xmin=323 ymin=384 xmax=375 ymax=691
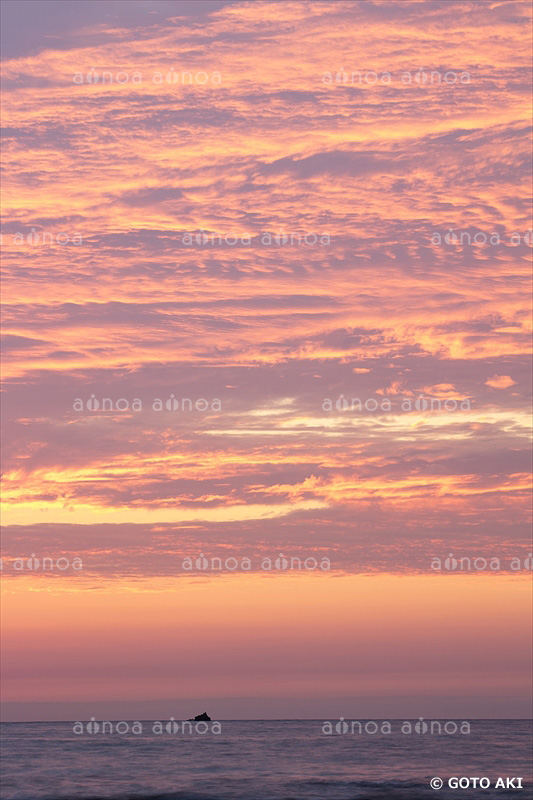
xmin=0 ymin=720 xmax=531 ymax=800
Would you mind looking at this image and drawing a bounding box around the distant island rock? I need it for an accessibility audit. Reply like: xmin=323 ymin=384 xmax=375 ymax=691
xmin=188 ymin=712 xmax=211 ymax=721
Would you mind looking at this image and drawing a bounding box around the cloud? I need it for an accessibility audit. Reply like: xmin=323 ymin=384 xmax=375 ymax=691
xmin=485 ymin=374 xmax=517 ymax=388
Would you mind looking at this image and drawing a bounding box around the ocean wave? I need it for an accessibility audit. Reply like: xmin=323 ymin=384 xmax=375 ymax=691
xmin=14 ymin=782 xmax=533 ymax=800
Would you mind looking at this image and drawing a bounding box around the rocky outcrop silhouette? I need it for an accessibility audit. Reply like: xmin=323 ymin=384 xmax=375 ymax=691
xmin=188 ymin=712 xmax=211 ymax=721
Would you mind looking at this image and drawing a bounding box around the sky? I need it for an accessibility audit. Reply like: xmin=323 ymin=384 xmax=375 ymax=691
xmin=1 ymin=0 xmax=532 ymax=721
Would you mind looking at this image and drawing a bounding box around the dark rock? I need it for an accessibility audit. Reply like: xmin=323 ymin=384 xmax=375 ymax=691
xmin=188 ymin=712 xmax=211 ymax=721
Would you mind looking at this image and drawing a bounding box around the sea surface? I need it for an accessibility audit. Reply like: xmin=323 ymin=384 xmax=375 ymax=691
xmin=0 ymin=720 xmax=531 ymax=800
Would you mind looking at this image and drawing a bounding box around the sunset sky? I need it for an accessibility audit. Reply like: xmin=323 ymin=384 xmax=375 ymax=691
xmin=1 ymin=0 xmax=531 ymax=721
